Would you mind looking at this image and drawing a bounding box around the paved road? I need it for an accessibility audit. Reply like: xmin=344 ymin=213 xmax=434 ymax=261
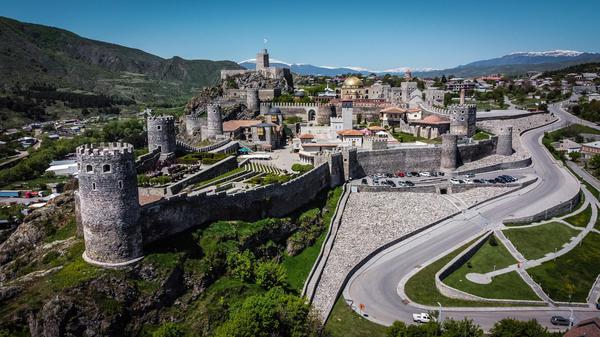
xmin=343 ymin=102 xmax=596 ymax=331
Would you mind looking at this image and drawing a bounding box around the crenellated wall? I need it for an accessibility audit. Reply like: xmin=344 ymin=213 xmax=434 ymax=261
xmin=140 ymin=162 xmax=332 ymax=243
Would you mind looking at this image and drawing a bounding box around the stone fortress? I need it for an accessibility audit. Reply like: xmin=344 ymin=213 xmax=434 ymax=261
xmin=74 ymin=50 xmax=518 ymax=267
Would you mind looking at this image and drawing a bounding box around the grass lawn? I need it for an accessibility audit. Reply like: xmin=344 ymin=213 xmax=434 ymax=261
xmin=191 ymin=167 xmax=246 ymax=190
xmin=442 ymin=236 xmax=539 ymax=301
xmin=324 ymin=296 xmax=386 ymax=337
xmin=404 ymin=235 xmax=534 ymax=307
xmin=1 ymin=174 xmax=69 ymax=190
xmin=528 ymin=232 xmax=600 ymax=302
xmin=564 ymin=204 xmax=592 ymax=227
xmin=503 ymin=222 xmax=580 ymax=260
xmin=391 ymin=131 xmax=441 ymax=144
xmin=473 ymin=130 xmax=491 ymax=141
xmin=282 ymin=187 xmax=343 ymax=292
xmin=596 ymin=207 xmax=600 ymax=230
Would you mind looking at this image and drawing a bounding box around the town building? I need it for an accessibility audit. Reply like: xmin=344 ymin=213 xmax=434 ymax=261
xmin=581 ymin=140 xmax=600 ymax=159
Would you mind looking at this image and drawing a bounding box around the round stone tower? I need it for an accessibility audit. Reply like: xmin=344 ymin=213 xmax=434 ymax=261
xmin=496 ymin=126 xmax=513 ymax=156
xmin=205 ymin=103 xmax=223 ymax=139
xmin=147 ymin=115 xmax=176 ymax=158
xmin=440 ymin=133 xmax=458 ymax=171
xmin=185 ymin=114 xmax=204 ymax=137
xmin=246 ymin=88 xmax=260 ymax=113
xmin=317 ymin=104 xmax=334 ymax=125
xmin=76 ymin=143 xmax=143 ymax=267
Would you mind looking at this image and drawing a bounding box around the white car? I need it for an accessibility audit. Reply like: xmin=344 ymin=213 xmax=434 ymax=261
xmin=413 ymin=313 xmax=431 ymax=323
xmin=450 ymin=178 xmax=460 ymax=185
xmin=464 ymin=178 xmax=474 ymax=184
xmin=419 ymin=172 xmax=431 ymax=177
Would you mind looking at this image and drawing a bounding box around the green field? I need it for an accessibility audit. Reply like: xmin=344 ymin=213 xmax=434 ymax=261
xmin=564 ymin=204 xmax=592 ymax=227
xmin=443 ymin=236 xmax=539 ymax=300
xmin=324 ymin=297 xmax=386 ymax=337
xmin=503 ymin=222 xmax=580 ymax=260
xmin=391 ymin=131 xmax=441 ymax=144
xmin=528 ymin=232 xmax=600 ymax=302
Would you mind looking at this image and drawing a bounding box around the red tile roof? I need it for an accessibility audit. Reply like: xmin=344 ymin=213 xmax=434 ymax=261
xmin=337 ymin=129 xmax=365 ymax=136
xmin=222 ymin=120 xmax=261 ymax=132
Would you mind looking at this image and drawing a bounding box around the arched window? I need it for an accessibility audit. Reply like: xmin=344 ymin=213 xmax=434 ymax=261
xmin=102 ymin=164 xmax=111 ymax=173
xmin=157 ymin=125 xmax=162 ymax=130
xmin=86 ymin=165 xmax=93 ymax=173
xmin=92 ymin=183 xmax=97 ymax=190
xmin=118 ymin=180 xmax=123 ymax=189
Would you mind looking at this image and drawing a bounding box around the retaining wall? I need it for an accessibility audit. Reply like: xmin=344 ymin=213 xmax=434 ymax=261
xmin=166 ymin=156 xmax=238 ymax=195
xmin=503 ymin=189 xmax=581 ymax=224
xmin=140 ymin=163 xmax=331 ymax=243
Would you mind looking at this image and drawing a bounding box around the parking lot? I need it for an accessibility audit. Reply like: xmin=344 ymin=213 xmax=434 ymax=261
xmin=360 ymin=171 xmax=519 ymax=188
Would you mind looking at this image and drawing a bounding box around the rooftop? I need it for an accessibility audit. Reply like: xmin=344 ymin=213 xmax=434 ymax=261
xmin=583 ymin=141 xmax=600 ymax=148
xmin=419 ymin=115 xmax=450 ymax=124
xmin=222 ymin=120 xmax=261 ymax=132
xmin=337 ymin=130 xmax=365 ymax=136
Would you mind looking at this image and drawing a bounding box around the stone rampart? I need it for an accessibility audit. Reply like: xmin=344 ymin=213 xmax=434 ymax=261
xmin=503 ymin=189 xmax=581 ymax=225
xmin=140 ymin=163 xmax=332 ymax=243
xmin=166 ymin=156 xmax=238 ymax=195
xmin=135 ymin=148 xmax=161 ymax=173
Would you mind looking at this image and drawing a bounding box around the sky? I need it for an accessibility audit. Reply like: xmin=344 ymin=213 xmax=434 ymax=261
xmin=3 ymin=0 xmax=600 ymax=70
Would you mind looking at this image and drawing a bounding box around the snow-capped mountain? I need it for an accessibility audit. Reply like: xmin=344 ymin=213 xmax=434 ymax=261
xmin=239 ymin=50 xmax=600 ymax=77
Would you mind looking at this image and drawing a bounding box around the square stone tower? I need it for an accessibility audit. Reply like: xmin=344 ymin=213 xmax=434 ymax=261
xmin=256 ymin=49 xmax=270 ymax=71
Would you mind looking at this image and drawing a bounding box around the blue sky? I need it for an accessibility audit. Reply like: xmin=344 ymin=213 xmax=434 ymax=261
xmin=3 ymin=0 xmax=599 ymax=70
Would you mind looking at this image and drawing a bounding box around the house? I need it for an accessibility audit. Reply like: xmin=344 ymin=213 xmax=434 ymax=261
xmin=563 ymin=317 xmax=600 ymax=337
xmin=558 ymin=139 xmax=582 ymax=154
xmin=336 ymin=129 xmax=364 ymax=147
xmin=581 ymin=141 xmax=600 ymax=159
xmin=588 ymin=93 xmax=600 ymax=102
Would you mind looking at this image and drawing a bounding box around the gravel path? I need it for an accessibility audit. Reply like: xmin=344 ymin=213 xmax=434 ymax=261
xmin=311 ymin=187 xmax=516 ymax=318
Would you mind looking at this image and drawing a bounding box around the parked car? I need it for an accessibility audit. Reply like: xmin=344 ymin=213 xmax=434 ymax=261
xmin=464 ymin=178 xmax=474 ymax=184
xmin=396 ymin=171 xmax=405 ymax=177
xmin=450 ymin=178 xmax=460 ymax=185
xmin=419 ymin=172 xmax=431 ymax=177
xmin=437 ymin=171 xmax=445 ymax=176
xmin=404 ymin=181 xmax=415 ymax=187
xmin=361 ymin=178 xmax=368 ymax=184
xmin=386 ymin=180 xmax=396 ymax=187
xmin=550 ymin=316 xmax=572 ymax=326
xmin=473 ymin=179 xmax=484 ymax=184
xmin=410 ymin=171 xmax=419 ymax=176
xmin=464 ymin=173 xmax=475 ymax=178
xmin=413 ymin=313 xmax=431 ymax=323
xmin=397 ymin=181 xmax=407 ymax=187
xmin=430 ymin=172 xmax=438 ymax=177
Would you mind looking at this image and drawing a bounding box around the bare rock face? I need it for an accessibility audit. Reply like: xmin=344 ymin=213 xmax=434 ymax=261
xmin=221 ymin=71 xmax=290 ymax=92
xmin=184 ymin=86 xmax=223 ymax=114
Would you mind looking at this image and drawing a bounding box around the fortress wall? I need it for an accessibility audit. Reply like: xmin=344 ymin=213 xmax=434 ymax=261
xmin=140 ymin=163 xmax=332 ymax=243
xmin=503 ymin=190 xmax=581 ymax=225
xmin=166 ymin=156 xmax=238 ymax=195
xmin=457 ymin=138 xmax=497 ymax=164
xmin=135 ymin=148 xmax=161 ymax=173
xmin=356 ymin=147 xmax=442 ymax=175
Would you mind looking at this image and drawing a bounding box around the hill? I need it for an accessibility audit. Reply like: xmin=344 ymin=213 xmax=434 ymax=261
xmin=0 ymin=16 xmax=242 ymax=105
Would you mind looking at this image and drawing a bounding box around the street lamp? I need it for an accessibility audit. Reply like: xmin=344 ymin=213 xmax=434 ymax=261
xmin=437 ymin=302 xmax=443 ymax=323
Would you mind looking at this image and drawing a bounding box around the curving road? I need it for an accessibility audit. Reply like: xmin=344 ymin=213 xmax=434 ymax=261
xmin=343 ymin=102 xmax=598 ymax=331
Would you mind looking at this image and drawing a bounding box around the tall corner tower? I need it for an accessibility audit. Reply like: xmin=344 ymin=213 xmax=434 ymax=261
xmin=206 ymin=103 xmax=224 ymax=138
xmin=76 ymin=143 xmax=143 ymax=267
xmin=341 ymin=100 xmax=353 ymax=130
xmin=440 ymin=133 xmax=458 ymax=171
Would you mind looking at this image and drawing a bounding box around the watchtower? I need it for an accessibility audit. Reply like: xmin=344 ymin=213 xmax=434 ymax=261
xmin=76 ymin=143 xmax=143 ymax=267
xmin=496 ymin=126 xmax=513 ymax=156
xmin=203 ymin=103 xmax=223 ymax=140
xmin=246 ymin=88 xmax=260 ymax=113
xmin=449 ymin=104 xmax=477 ymax=138
xmin=147 ymin=115 xmax=176 ymax=159
xmin=256 ymin=48 xmax=270 ymax=71
xmin=440 ymin=134 xmax=458 ymax=171
xmin=185 ymin=114 xmax=204 ymax=137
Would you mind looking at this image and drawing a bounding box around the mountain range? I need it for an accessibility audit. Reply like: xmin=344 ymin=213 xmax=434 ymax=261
xmin=0 ymin=16 xmax=242 ymax=104
xmin=240 ymin=50 xmax=600 ymax=78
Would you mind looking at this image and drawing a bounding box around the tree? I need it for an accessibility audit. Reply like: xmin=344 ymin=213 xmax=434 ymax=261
xmin=442 ymin=318 xmax=483 ymax=337
xmin=569 ymin=151 xmax=581 ymax=162
xmin=254 ymin=261 xmax=287 ymax=289
xmin=588 ymin=154 xmax=600 ymax=175
xmin=152 ymin=323 xmax=184 ymax=337
xmin=214 ymin=287 xmax=320 ymax=337
xmin=387 ymin=321 xmax=408 ymax=337
xmin=226 ymin=250 xmax=255 ymax=282
xmin=490 ymin=318 xmax=551 ymax=337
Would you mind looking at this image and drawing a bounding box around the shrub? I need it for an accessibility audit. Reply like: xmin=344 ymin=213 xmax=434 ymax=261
xmin=152 ymin=323 xmax=184 ymax=337
xmin=291 ymin=163 xmax=314 ymax=174
xmin=226 ymin=250 xmax=255 ymax=282
xmin=254 ymin=261 xmax=287 ymax=289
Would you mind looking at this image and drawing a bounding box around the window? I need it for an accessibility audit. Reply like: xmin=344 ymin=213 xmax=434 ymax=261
xmin=118 ymin=180 xmax=123 ymax=189
xmin=92 ymin=183 xmax=96 ymax=190
xmin=102 ymin=164 xmax=111 ymax=173
xmin=157 ymin=125 xmax=161 ymax=130
xmin=86 ymin=165 xmax=93 ymax=173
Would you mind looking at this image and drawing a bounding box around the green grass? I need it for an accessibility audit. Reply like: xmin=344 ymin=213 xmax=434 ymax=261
xmin=1 ymin=174 xmax=69 ymax=190
xmin=282 ymin=187 xmax=343 ymax=291
xmin=503 ymin=222 xmax=580 ymax=260
xmin=44 ymin=218 xmax=77 ymax=243
xmin=473 ymin=130 xmax=491 ymax=141
xmin=596 ymin=207 xmax=600 ymax=230
xmin=564 ymin=204 xmax=592 ymax=227
xmin=442 ymin=236 xmax=539 ymax=300
xmin=324 ymin=296 xmax=386 ymax=337
xmin=528 ymin=232 xmax=600 ymax=302
xmin=391 ymin=131 xmax=441 ymax=144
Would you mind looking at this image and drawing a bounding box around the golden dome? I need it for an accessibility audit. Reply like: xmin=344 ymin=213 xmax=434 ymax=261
xmin=343 ymin=76 xmax=363 ymax=88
